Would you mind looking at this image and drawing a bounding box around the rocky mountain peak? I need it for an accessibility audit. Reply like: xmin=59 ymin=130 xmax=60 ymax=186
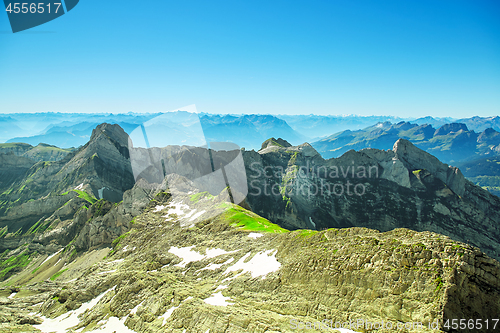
xmin=393 ymin=138 xmax=466 ymax=196
xmin=296 ymin=142 xmax=320 ymax=157
xmin=477 ymin=127 xmax=500 ymax=142
xmin=90 ymin=123 xmax=129 ymax=148
xmin=434 ymin=122 xmax=469 ymax=136
xmin=260 ymin=137 xmax=292 ymax=150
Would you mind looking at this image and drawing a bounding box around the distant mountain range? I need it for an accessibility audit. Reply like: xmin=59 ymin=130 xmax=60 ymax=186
xmin=3 ymin=112 xmax=500 ymax=196
xmin=311 ymin=121 xmax=500 ymax=197
xmin=3 ymin=112 xmax=305 ymax=150
xmin=312 ymin=121 xmax=500 ymax=163
xmin=3 ymin=112 xmax=500 ymax=151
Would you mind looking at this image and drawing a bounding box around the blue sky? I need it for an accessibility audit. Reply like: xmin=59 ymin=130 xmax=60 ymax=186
xmin=0 ymin=0 xmax=499 ymax=117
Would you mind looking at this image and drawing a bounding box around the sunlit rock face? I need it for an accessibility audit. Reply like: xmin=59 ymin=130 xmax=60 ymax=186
xmin=242 ymin=138 xmax=500 ymax=261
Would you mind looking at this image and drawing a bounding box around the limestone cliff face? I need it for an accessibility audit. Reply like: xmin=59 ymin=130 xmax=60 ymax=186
xmin=0 ymin=153 xmax=35 ymax=189
xmin=392 ymin=139 xmax=466 ymax=196
xmin=0 ymin=123 xmax=136 ymax=235
xmin=242 ymin=138 xmax=500 ymax=261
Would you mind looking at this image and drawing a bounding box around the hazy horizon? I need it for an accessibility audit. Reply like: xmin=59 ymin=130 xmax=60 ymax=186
xmin=0 ymin=111 xmax=497 ymax=120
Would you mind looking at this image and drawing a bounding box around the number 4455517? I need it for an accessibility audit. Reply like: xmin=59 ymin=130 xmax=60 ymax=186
xmin=5 ymin=3 xmax=62 ymax=14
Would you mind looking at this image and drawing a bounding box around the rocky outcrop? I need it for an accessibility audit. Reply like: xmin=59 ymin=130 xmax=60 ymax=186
xmin=242 ymin=138 xmax=500 ymax=261
xmin=393 ymin=139 xmax=466 ymax=196
xmin=260 ymin=137 xmax=292 ymax=151
xmin=2 ymin=190 xmax=497 ymax=332
xmin=0 ymin=123 xmax=136 ymax=237
xmin=0 ymin=153 xmax=35 ymax=189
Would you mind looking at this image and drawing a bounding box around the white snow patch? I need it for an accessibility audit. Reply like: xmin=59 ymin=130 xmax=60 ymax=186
xmin=98 ymin=270 xmax=116 ymax=275
xmin=154 ymin=205 xmax=166 ymax=212
xmin=203 ymin=292 xmax=233 ymax=307
xmin=122 ymin=245 xmax=129 ymax=252
xmin=87 ymin=315 xmax=136 ymax=332
xmin=169 ymin=246 xmax=205 ymax=268
xmin=160 ymin=306 xmax=178 ymax=326
xmin=108 ymin=259 xmax=124 ymax=265
xmin=41 ymin=248 xmax=63 ymax=266
xmin=75 ymin=183 xmax=84 ymax=190
xmin=7 ymin=292 xmax=16 ymax=299
xmin=189 ymin=210 xmax=206 ymax=222
xmin=215 ymin=285 xmax=228 ymax=291
xmin=199 ymin=258 xmax=234 ymax=272
xmin=169 ymin=246 xmax=237 ymax=268
xmin=248 ymin=233 xmax=263 ymax=239
xmin=182 ymin=209 xmax=197 ymax=220
xmin=34 ymin=286 xmax=117 ymax=333
xmin=223 ymin=250 xmax=280 ymax=280
xmin=162 ymin=201 xmax=190 ymax=221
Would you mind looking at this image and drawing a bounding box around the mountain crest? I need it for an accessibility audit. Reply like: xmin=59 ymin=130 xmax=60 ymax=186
xmin=90 ymin=123 xmax=129 ymax=148
xmin=434 ymin=122 xmax=469 ymax=136
xmin=393 ymin=138 xmax=466 ymax=196
xmin=260 ymin=137 xmax=292 ymax=150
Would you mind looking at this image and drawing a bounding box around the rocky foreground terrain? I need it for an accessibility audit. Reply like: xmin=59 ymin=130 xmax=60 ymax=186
xmin=1 ymin=183 xmax=499 ymax=333
xmin=0 ymin=123 xmax=499 ymax=332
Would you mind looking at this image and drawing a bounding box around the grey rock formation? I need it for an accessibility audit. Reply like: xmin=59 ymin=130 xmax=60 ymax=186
xmin=243 ymin=138 xmax=500 ymax=260
xmin=393 ymin=139 xmax=466 ymax=196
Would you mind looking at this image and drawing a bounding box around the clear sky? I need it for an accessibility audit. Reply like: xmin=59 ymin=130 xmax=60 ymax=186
xmin=0 ymin=0 xmax=499 ymax=117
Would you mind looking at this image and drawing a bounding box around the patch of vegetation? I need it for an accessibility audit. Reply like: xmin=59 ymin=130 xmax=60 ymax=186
xmin=26 ymin=218 xmax=52 ymax=235
xmin=296 ymin=229 xmax=318 ymax=238
xmin=0 ymin=249 xmax=9 ymax=259
xmin=190 ymin=191 xmax=214 ymax=203
xmin=110 ymin=230 xmax=133 ymax=255
xmin=222 ymin=205 xmax=288 ymax=234
xmin=0 ymin=226 xmax=8 ymax=238
xmin=112 ymin=231 xmax=131 ymax=246
xmin=435 ymin=276 xmax=443 ymax=292
xmin=93 ymin=199 xmax=108 ymax=216
xmin=412 ymin=169 xmax=422 ymax=175
xmin=50 ymin=269 xmax=68 ymax=281
xmin=289 ymin=152 xmax=299 ymax=165
xmin=0 ymin=250 xmax=33 ymax=281
xmin=73 ymin=189 xmax=97 ymax=204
